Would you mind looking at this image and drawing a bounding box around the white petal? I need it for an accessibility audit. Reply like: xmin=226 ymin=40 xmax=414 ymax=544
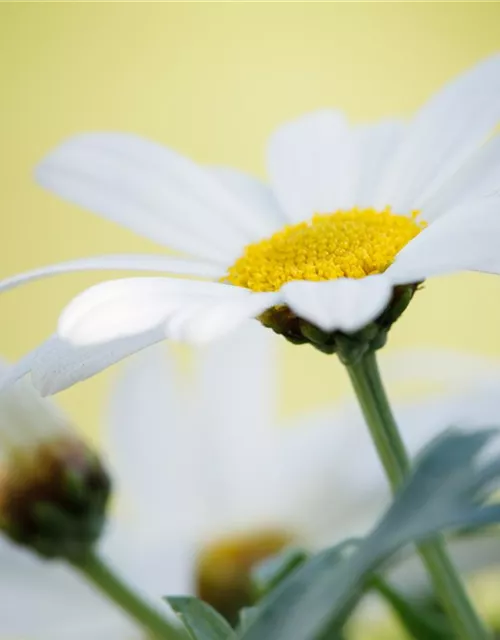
xmin=101 ymin=524 xmax=197 ymax=601
xmin=398 ymin=377 xmax=500 ymax=456
xmin=192 ymin=322 xmax=289 ymax=534
xmin=0 ymin=365 xmax=69 ymax=455
xmin=420 ymin=136 xmax=500 ymax=221
xmin=279 ymin=406 xmax=383 ymax=547
xmin=387 ymin=199 xmax=500 ymax=284
xmin=168 ymin=291 xmax=280 ymax=343
xmin=105 ymin=345 xmax=206 ymax=539
xmin=374 ymin=54 xmax=500 ymax=212
xmin=58 ymin=277 xmax=240 ymax=346
xmin=281 ymin=353 xmax=500 ymax=549
xmin=353 ymin=119 xmax=405 ymax=208
xmin=281 ymin=276 xmax=393 ymax=333
xmin=208 ymin=166 xmax=287 ymax=236
xmin=0 ymin=255 xmax=223 ymax=294
xmin=0 ymin=331 xmax=167 ymax=396
xmin=0 ymin=537 xmax=140 ymax=640
xmin=267 ymin=110 xmax=358 ymax=222
xmin=36 ymin=133 xmax=262 ymax=263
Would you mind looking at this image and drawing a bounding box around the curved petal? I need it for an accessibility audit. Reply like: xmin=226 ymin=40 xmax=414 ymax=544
xmin=374 ymin=54 xmax=500 ymax=213
xmin=352 ymin=119 xmax=406 ymax=208
xmin=387 ymin=199 xmax=500 ymax=284
xmin=58 ymin=277 xmax=242 ymax=346
xmin=420 ymin=136 xmax=500 ymax=222
xmin=281 ymin=275 xmax=393 ymax=333
xmin=36 ymin=133 xmax=263 ymax=263
xmin=0 ymin=330 xmax=167 ymax=396
xmin=267 ymin=110 xmax=358 ymax=222
xmin=168 ymin=291 xmax=279 ymax=343
xmin=0 ymin=537 xmax=141 ymax=640
xmin=0 ymin=255 xmax=223 ymax=294
xmin=207 ymin=166 xmax=287 ymax=235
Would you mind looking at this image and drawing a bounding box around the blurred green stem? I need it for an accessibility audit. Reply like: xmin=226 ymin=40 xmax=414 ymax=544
xmin=71 ymin=551 xmax=185 ymax=639
xmin=346 ymin=351 xmax=491 ymax=640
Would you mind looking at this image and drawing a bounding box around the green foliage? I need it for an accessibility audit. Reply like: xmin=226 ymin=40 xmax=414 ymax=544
xmin=252 ymin=547 xmax=309 ymax=598
xmin=236 ymin=429 xmax=500 ymax=640
xmin=237 ymin=608 xmax=258 ymax=634
xmin=166 ymin=597 xmax=234 ymax=640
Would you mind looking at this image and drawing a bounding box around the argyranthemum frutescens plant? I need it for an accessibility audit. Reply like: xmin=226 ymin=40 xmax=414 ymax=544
xmin=2 ymin=54 xmax=500 ymax=638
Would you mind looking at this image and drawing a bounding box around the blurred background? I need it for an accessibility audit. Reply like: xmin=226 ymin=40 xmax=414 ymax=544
xmin=1 ymin=3 xmax=500 ymax=637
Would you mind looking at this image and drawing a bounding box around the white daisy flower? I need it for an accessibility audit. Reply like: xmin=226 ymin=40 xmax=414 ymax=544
xmin=1 ymin=55 xmax=500 ymax=392
xmin=3 ymin=324 xmax=500 ymax=639
xmin=0 ymin=55 xmax=500 ymax=391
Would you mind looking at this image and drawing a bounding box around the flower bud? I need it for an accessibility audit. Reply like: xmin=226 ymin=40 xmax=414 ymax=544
xmin=0 ymin=375 xmax=111 ymax=560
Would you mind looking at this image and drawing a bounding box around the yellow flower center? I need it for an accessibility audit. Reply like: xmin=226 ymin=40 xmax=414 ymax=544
xmin=195 ymin=530 xmax=291 ymax=623
xmin=226 ymin=207 xmax=426 ymax=292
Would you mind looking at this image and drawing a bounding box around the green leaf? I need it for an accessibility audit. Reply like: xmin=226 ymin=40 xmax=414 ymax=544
xmin=237 ymin=429 xmax=500 ymax=640
xmin=252 ymin=547 xmax=309 ymax=597
xmin=166 ymin=597 xmax=234 ymax=640
xmin=237 ymin=607 xmax=258 ymax=634
xmin=370 ymin=575 xmax=453 ymax=639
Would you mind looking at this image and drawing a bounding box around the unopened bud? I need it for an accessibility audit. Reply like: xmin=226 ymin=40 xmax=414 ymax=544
xmin=0 ymin=375 xmax=111 ymax=560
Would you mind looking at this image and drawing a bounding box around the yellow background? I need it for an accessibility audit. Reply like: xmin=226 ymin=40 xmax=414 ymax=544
xmin=1 ymin=2 xmax=500 ymax=440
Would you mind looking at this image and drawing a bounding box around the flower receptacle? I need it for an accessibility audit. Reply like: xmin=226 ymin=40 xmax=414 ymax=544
xmin=259 ymin=284 xmax=419 ymax=364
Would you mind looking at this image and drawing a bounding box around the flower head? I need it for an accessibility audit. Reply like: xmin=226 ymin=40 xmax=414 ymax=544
xmin=1 ymin=55 xmax=500 ymax=387
xmin=0 ymin=369 xmax=111 ymax=559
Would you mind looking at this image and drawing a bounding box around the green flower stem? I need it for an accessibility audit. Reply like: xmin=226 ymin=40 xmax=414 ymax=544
xmin=346 ymin=351 xmax=491 ymax=640
xmin=71 ymin=551 xmax=185 ymax=640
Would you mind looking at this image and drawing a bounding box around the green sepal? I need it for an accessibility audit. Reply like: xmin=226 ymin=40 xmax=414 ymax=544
xmin=166 ymin=596 xmax=234 ymax=640
xmin=260 ymin=284 xmax=417 ymax=361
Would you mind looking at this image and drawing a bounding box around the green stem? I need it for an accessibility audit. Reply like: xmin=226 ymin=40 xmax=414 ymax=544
xmin=71 ymin=551 xmax=184 ymax=640
xmin=346 ymin=351 xmax=490 ymax=640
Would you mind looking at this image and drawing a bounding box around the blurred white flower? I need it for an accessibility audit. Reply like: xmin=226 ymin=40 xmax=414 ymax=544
xmin=2 ymin=324 xmax=500 ymax=638
xmin=2 ymin=56 xmax=500 ymax=392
